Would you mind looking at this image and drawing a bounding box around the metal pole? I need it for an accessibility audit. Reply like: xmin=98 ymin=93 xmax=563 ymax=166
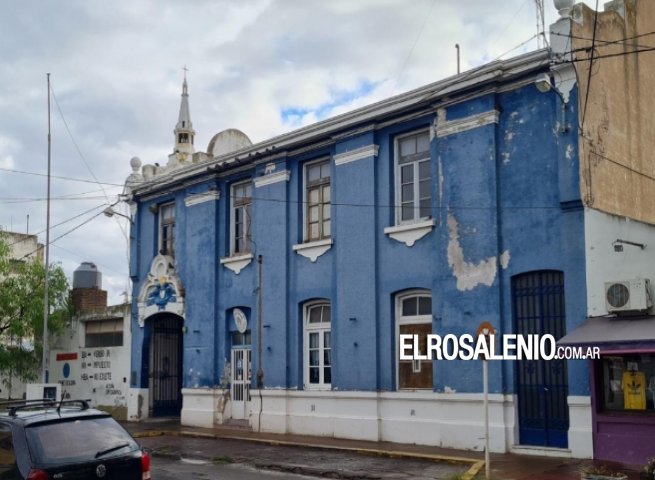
xmin=256 ymin=255 xmax=263 ymax=389
xmin=42 ymin=73 xmax=52 ymax=384
xmin=483 ymin=359 xmax=490 ymax=480
xmin=456 ymin=44 xmax=461 ymax=74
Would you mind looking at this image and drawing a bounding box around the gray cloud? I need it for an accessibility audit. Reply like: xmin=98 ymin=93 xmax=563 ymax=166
xmin=0 ymin=0 xmax=595 ymax=303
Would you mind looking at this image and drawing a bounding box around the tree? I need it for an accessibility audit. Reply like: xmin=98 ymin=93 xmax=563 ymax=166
xmin=0 ymin=235 xmax=70 ymax=391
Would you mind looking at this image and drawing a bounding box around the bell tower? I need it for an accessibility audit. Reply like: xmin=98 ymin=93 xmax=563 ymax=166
xmin=172 ymin=67 xmax=195 ymax=162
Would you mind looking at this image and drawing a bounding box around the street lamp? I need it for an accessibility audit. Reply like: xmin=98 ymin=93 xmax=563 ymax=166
xmin=103 ymin=206 xmax=131 ymax=221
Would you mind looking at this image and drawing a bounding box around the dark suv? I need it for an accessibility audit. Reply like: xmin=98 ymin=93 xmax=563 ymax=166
xmin=0 ymin=399 xmax=151 ymax=480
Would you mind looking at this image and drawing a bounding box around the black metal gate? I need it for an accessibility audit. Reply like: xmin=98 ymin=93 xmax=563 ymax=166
xmin=513 ymin=271 xmax=569 ymax=448
xmin=149 ymin=315 xmax=183 ymax=417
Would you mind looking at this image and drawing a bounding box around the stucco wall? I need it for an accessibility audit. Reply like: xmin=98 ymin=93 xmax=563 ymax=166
xmin=49 ymin=304 xmax=131 ymax=419
xmin=584 ymin=207 xmax=655 ymax=316
xmin=573 ymin=0 xmax=655 ymax=225
xmin=130 ymin=79 xmax=589 ymax=398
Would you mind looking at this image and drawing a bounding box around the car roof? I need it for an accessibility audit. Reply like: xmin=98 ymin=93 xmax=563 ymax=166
xmin=0 ymin=399 xmax=112 ymax=426
xmin=0 ymin=407 xmax=110 ymax=426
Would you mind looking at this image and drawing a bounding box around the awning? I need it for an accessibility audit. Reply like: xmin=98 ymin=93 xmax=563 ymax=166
xmin=558 ymin=315 xmax=655 ymax=354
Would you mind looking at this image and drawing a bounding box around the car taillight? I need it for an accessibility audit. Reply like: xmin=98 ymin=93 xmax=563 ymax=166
xmin=141 ymin=449 xmax=151 ymax=480
xmin=27 ymin=469 xmax=49 ymax=480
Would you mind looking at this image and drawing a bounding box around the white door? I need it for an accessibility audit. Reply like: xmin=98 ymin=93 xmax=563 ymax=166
xmin=230 ymin=348 xmax=251 ymax=420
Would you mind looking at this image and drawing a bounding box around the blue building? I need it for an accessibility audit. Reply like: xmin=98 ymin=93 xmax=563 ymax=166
xmin=123 ymin=25 xmax=614 ymax=453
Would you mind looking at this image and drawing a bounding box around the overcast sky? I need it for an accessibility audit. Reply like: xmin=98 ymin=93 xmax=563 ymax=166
xmin=0 ymin=0 xmax=596 ymax=304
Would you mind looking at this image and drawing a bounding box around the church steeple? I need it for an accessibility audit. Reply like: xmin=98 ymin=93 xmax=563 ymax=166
xmin=173 ymin=68 xmax=195 ymax=158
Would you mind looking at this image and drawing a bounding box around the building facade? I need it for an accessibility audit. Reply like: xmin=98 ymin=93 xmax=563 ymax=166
xmin=556 ymin=0 xmax=655 ymax=465
xmin=125 ymin=0 xmax=655 ymax=463
xmin=49 ymin=263 xmax=131 ymax=419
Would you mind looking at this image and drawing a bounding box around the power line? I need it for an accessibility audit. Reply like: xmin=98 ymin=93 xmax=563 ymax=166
xmin=50 ymin=83 xmax=128 ymax=243
xmin=18 ymin=210 xmax=105 ymax=260
xmin=564 ymin=45 xmax=655 ymax=63
xmin=3 ymin=204 xmax=106 ymax=248
xmin=0 ymin=166 xmax=124 ymax=187
xmin=0 ymin=196 xmax=109 ymax=204
xmin=580 ymin=0 xmax=599 ymax=133
xmin=394 ymin=0 xmax=438 ymax=87
xmin=587 ymin=147 xmax=655 ymax=184
xmin=551 ymin=29 xmax=655 ymax=52
xmin=50 ymin=244 xmax=128 ymax=277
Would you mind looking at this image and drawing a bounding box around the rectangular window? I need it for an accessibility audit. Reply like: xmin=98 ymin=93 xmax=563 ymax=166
xmin=159 ymin=203 xmax=175 ymax=257
xmin=304 ymin=160 xmax=331 ymax=242
xmin=231 ymin=181 xmax=253 ymax=255
xmin=598 ymin=353 xmax=655 ymax=412
xmin=396 ymin=130 xmax=431 ymax=224
xmin=304 ymin=302 xmax=331 ymax=389
xmin=85 ymin=318 xmax=123 ymax=348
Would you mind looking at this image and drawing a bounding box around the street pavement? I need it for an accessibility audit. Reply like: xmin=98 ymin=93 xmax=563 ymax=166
xmin=153 ymin=456 xmax=320 ymax=480
xmin=124 ymin=419 xmax=643 ymax=479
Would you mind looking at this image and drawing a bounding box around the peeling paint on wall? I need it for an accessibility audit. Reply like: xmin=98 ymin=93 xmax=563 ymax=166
xmin=502 ymin=152 xmax=511 ymax=164
xmin=438 ymin=155 xmax=444 ymax=226
xmin=447 ymin=213 xmax=498 ymax=291
xmin=565 ymin=144 xmax=574 ymax=160
xmin=500 ymin=250 xmax=511 ymax=269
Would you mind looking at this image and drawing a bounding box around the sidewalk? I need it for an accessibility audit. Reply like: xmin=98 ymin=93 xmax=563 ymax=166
xmin=123 ymin=419 xmax=641 ymax=479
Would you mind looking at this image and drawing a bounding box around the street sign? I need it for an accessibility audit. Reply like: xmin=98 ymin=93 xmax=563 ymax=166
xmin=476 ymin=321 xmax=495 ymax=480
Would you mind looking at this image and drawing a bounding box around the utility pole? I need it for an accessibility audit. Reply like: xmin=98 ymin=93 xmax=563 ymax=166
xmin=42 ymin=73 xmax=52 ymax=384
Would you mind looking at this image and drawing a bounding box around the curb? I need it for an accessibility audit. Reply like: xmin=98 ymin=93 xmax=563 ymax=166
xmin=133 ymin=429 xmax=485 ymax=478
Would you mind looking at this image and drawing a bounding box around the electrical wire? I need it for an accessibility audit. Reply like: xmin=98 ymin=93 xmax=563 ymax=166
xmin=3 ymin=204 xmax=106 ymax=248
xmin=18 ymin=210 xmax=106 ymax=260
xmin=550 ymin=29 xmax=655 ymax=52
xmin=580 ymin=0 xmax=599 ymax=133
xmin=0 ymin=166 xmax=124 ymax=187
xmin=394 ymin=0 xmax=438 ymax=88
xmin=50 ymin=83 xmax=128 ymax=243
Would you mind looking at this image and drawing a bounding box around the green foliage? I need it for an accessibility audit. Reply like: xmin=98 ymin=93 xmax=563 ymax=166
xmin=0 ymin=235 xmax=71 ymax=386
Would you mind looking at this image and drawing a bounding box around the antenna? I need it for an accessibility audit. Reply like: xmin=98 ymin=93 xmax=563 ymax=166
xmin=534 ymin=0 xmax=548 ymax=48
xmin=455 ymin=44 xmax=461 ymax=74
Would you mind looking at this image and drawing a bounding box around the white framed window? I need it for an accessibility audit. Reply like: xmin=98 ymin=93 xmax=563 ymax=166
xmin=396 ymin=290 xmax=432 ymax=390
xmin=230 ymin=181 xmax=253 ymax=255
xmin=304 ymin=300 xmax=331 ymax=390
xmin=159 ymin=202 xmax=176 ymax=257
xmin=303 ymin=159 xmax=331 ymax=242
xmin=395 ymin=130 xmax=431 ymax=225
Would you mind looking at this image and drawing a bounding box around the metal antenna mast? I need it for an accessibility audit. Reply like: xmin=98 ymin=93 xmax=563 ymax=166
xmin=535 ymin=0 xmax=548 ymax=49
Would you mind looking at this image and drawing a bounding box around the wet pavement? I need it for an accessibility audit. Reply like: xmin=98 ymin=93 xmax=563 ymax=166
xmin=139 ymin=435 xmax=470 ymax=479
xmin=124 ymin=419 xmax=643 ymax=479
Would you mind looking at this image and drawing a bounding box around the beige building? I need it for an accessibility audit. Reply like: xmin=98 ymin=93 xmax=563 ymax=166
xmin=554 ymin=0 xmax=655 ymax=464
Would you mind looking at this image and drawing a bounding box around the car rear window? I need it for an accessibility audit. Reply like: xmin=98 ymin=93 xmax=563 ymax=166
xmin=25 ymin=416 xmax=139 ymax=464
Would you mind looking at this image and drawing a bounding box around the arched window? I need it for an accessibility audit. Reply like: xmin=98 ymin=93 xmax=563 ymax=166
xmin=304 ymin=301 xmax=331 ymax=390
xmin=396 ymin=290 xmax=432 ymax=390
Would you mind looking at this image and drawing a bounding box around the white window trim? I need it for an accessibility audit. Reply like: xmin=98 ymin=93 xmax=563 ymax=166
xmin=292 ymin=238 xmax=333 ymax=262
xmin=384 ymin=219 xmax=435 ymax=247
xmin=394 ymin=129 xmax=432 ymax=226
xmin=229 ymin=180 xmax=253 ymax=256
xmin=158 ymin=202 xmax=175 ymax=257
xmin=302 ymin=157 xmax=332 ymax=244
xmin=303 ymin=300 xmax=332 ymax=391
xmin=395 ymin=290 xmax=432 ymax=391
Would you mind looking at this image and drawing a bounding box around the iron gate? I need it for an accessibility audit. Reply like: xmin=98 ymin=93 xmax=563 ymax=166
xmin=513 ymin=271 xmax=569 ymax=448
xmin=149 ymin=315 xmax=183 ymax=416
xmin=231 ymin=348 xmax=252 ymax=420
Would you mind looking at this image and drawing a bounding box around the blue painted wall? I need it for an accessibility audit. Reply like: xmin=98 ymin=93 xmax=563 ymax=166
xmin=130 ymin=77 xmax=588 ymax=398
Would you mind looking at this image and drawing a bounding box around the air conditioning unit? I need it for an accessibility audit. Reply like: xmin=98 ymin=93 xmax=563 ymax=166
xmin=605 ymin=278 xmax=653 ymax=313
